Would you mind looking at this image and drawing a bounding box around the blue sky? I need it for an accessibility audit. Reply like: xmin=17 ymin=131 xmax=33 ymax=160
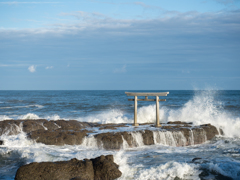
xmin=0 ymin=0 xmax=240 ymax=90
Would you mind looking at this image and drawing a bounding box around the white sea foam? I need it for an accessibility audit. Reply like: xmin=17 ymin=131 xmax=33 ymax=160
xmin=18 ymin=113 xmax=40 ymax=120
xmin=134 ymin=161 xmax=200 ymax=180
xmin=164 ymin=91 xmax=240 ymax=138
xmin=13 ymin=113 xmax=62 ymax=120
xmin=1 ymin=113 xmax=67 ymax=121
xmin=0 ymin=123 xmax=34 ymax=147
xmin=121 ymin=135 xmax=129 ymax=149
xmin=137 ymin=105 xmax=156 ymax=123
xmin=40 ymin=123 xmax=48 ymax=130
xmin=77 ymin=109 xmax=130 ymax=124
xmin=131 ymin=132 xmax=144 ymax=147
xmin=0 ymin=106 xmax=12 ymax=109
xmin=81 ymin=136 xmax=98 ymax=148
xmin=75 ymin=105 xmax=164 ymax=124
xmin=0 ymin=104 xmax=44 ymax=109
xmin=189 ymin=130 xmax=195 ymax=145
xmin=153 ymin=131 xmax=187 ymax=147
xmin=114 ymin=151 xmax=134 ymax=180
xmin=0 ymin=115 xmax=12 ymax=121
xmin=33 ymin=104 xmax=44 ymax=109
xmin=44 ymin=114 xmax=61 ymax=120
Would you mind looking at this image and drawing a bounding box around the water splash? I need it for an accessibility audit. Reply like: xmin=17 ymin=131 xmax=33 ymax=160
xmin=44 ymin=114 xmax=61 ymax=121
xmin=131 ymin=132 xmax=144 ymax=147
xmin=0 ymin=123 xmax=33 ymax=147
xmin=153 ymin=131 xmax=177 ymax=146
xmin=77 ymin=109 xmax=130 ymax=124
xmin=18 ymin=113 xmax=40 ymax=120
xmin=81 ymin=136 xmax=98 ymax=148
xmin=121 ymin=135 xmax=129 ymax=149
xmin=153 ymin=130 xmax=204 ymax=146
xmin=172 ymin=131 xmax=187 ymax=147
xmin=0 ymin=115 xmax=12 ymax=121
xmin=165 ymin=91 xmax=240 ymax=138
xmin=134 ymin=161 xmax=200 ymax=180
xmin=189 ymin=130 xmax=195 ymax=145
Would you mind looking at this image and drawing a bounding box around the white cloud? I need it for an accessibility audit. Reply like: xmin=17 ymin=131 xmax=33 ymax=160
xmin=45 ymin=66 xmax=53 ymax=69
xmin=114 ymin=65 xmax=126 ymax=73
xmin=0 ymin=9 xmax=239 ymax=38
xmin=28 ymin=65 xmax=36 ymax=73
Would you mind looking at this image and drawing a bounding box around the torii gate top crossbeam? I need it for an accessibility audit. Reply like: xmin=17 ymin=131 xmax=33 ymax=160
xmin=125 ymin=92 xmax=169 ymax=96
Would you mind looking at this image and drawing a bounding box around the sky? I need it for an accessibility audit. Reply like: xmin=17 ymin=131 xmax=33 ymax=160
xmin=0 ymin=0 xmax=240 ymax=90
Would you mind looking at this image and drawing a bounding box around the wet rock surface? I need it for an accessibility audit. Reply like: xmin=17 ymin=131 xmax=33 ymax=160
xmin=28 ymin=129 xmax=91 ymax=145
xmin=95 ymin=123 xmax=128 ymax=130
xmin=95 ymin=132 xmax=124 ymax=149
xmin=0 ymin=119 xmax=220 ymax=149
xmin=15 ymin=155 xmax=122 ymax=180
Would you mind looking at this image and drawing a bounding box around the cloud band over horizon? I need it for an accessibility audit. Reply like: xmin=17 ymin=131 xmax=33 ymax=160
xmin=0 ymin=0 xmax=239 ymax=90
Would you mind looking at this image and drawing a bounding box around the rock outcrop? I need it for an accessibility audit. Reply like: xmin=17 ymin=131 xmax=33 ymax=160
xmin=28 ymin=129 xmax=90 ymax=145
xmin=0 ymin=119 xmax=92 ymax=136
xmin=15 ymin=155 xmax=122 ymax=180
xmin=0 ymin=119 xmax=220 ymax=149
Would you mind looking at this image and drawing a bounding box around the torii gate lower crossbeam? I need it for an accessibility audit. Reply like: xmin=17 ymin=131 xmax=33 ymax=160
xmin=125 ymin=92 xmax=169 ymax=127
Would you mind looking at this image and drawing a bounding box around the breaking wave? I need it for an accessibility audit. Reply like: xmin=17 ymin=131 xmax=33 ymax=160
xmin=134 ymin=161 xmax=200 ymax=180
xmin=165 ymin=91 xmax=240 ymax=138
xmin=0 ymin=104 xmax=44 ymax=109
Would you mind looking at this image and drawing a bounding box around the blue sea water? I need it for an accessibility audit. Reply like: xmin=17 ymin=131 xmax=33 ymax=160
xmin=0 ymin=90 xmax=240 ymax=179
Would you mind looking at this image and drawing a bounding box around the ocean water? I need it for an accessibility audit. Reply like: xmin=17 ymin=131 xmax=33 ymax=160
xmin=0 ymin=90 xmax=240 ymax=180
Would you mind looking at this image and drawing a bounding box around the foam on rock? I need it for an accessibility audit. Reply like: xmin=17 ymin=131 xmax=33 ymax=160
xmin=0 ymin=119 xmax=220 ymax=150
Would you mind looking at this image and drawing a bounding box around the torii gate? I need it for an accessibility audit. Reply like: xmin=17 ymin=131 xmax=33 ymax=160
xmin=125 ymin=92 xmax=169 ymax=127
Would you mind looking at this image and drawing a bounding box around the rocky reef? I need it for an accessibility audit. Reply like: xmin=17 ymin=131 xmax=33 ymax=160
xmin=15 ymin=154 xmax=122 ymax=180
xmin=0 ymin=119 xmax=221 ymax=149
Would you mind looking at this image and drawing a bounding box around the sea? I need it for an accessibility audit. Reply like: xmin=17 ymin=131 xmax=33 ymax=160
xmin=0 ymin=90 xmax=240 ymax=180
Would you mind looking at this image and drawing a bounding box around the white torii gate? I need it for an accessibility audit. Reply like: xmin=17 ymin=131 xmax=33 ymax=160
xmin=125 ymin=92 xmax=169 ymax=127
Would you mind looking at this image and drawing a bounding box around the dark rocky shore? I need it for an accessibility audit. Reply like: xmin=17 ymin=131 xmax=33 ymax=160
xmin=15 ymin=154 xmax=122 ymax=180
xmin=0 ymin=119 xmax=222 ymax=180
xmin=0 ymin=119 xmax=221 ymax=149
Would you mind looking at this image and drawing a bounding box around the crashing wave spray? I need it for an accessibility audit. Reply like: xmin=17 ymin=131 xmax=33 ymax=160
xmin=189 ymin=130 xmax=195 ymax=145
xmin=81 ymin=136 xmax=98 ymax=148
xmin=131 ymin=132 xmax=144 ymax=147
xmin=153 ymin=131 xmax=175 ymax=146
xmin=172 ymin=131 xmax=187 ymax=146
xmin=164 ymin=90 xmax=240 ymax=138
xmin=121 ymin=135 xmax=129 ymax=149
xmin=0 ymin=123 xmax=33 ymax=147
xmin=153 ymin=131 xmax=187 ymax=146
